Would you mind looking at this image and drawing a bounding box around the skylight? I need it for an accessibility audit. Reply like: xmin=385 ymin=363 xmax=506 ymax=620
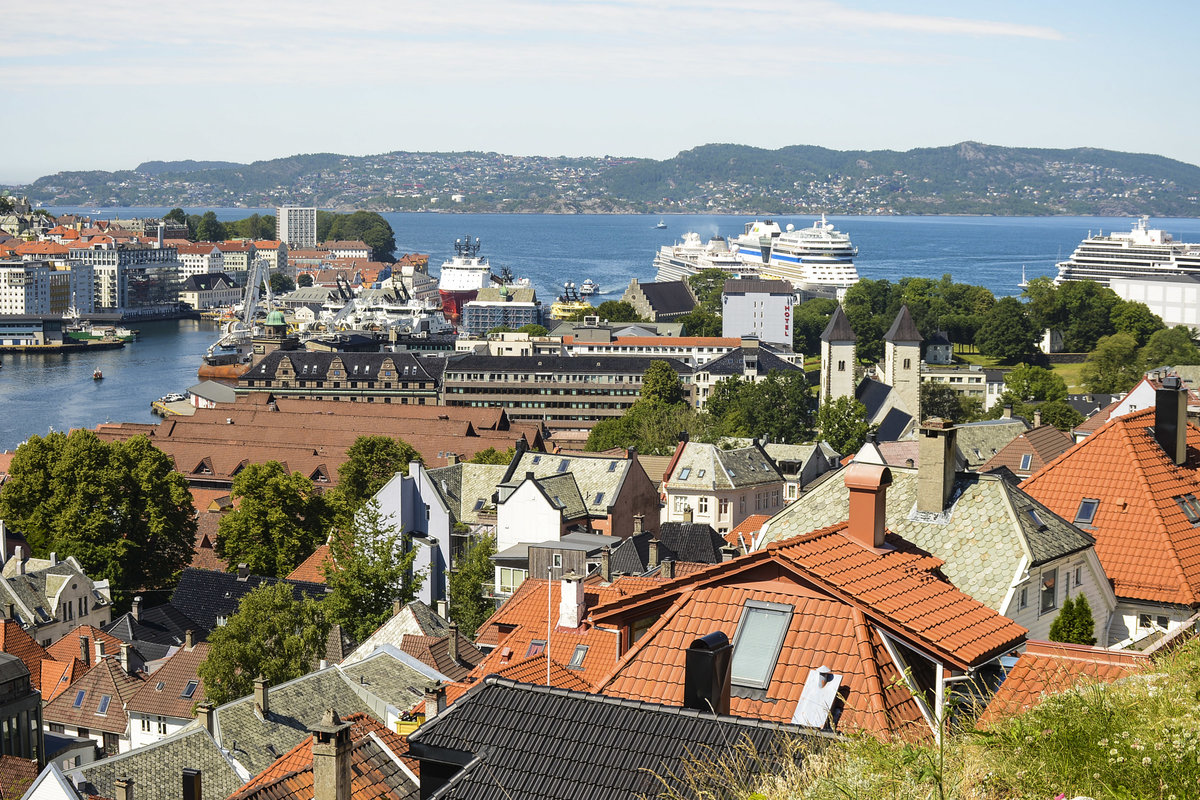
xmin=96 ymin=695 xmax=111 ymax=714
xmin=697 ymin=469 xmax=705 ymax=478
xmin=526 ymin=640 xmax=546 ymax=658
xmin=1074 ymin=498 xmax=1100 ymax=526
xmin=531 ymin=455 xmax=541 ymax=465
xmin=1177 ymin=494 xmax=1200 ymax=525
xmin=1020 ymin=453 xmax=1033 ymax=471
xmin=181 ymin=680 xmax=199 ymax=699
xmin=678 ymin=467 xmax=691 ymax=481
xmin=730 ymin=601 xmax=793 ymax=689
xmin=156 ymin=681 xmax=165 ymax=691
xmin=1026 ymin=508 xmax=1046 ymax=530
xmin=557 ymin=459 xmax=570 ymax=473
xmin=72 ymin=690 xmax=85 ymax=708
xmin=568 ymin=644 xmax=589 ymax=669
xmin=608 ymin=461 xmax=618 ymax=472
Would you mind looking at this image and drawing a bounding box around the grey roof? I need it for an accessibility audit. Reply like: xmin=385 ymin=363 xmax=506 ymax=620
xmin=855 ymin=377 xmax=893 ymax=419
xmin=340 ymin=602 xmax=452 ymax=666
xmin=338 ymin=648 xmax=443 ymax=713
xmin=1066 ymin=394 xmax=1119 ymax=417
xmin=506 ymin=452 xmax=637 ymax=515
xmin=533 ymin=473 xmax=588 ymax=519
xmin=169 ymin=568 xmax=328 ymax=634
xmin=608 ymin=524 xmax=727 ymax=574
xmin=444 ymin=353 xmax=692 ymax=377
xmin=407 ymin=677 xmax=813 ymax=800
xmin=876 ymin=407 xmax=914 ymax=442
xmin=820 ymin=304 xmax=855 ymax=342
xmin=955 ymin=419 xmax=1031 ymax=469
xmin=698 ymin=347 xmax=802 ymax=377
xmin=884 ymin=305 xmax=923 ymax=343
xmin=927 ymin=330 xmax=952 ymax=347
xmin=0 ymin=560 xmax=107 ymax=633
xmin=636 ymin=281 xmax=697 ymax=315
xmin=546 ymin=320 xmax=685 ymax=338
xmin=68 ymin=728 xmax=243 ymax=800
xmin=0 ymin=652 xmax=27 ymax=683
xmin=249 ymin=350 xmax=445 ymax=383
xmin=472 ymin=286 xmax=537 ymax=303
xmin=722 ymin=278 xmax=793 ymax=295
xmin=759 ymin=466 xmax=1094 ymax=611
xmin=426 ymin=463 xmax=508 ymax=525
xmin=182 ymin=273 xmax=236 ymax=292
xmin=665 ymin=442 xmax=782 ymax=490
xmin=103 ymin=603 xmax=201 ymax=659
xmin=187 ymin=380 xmax=237 ymax=404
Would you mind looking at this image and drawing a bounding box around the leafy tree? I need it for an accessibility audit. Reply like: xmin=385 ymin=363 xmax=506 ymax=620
xmin=1111 ymin=301 xmax=1165 ymax=347
xmin=793 ymin=298 xmax=837 ymax=355
xmin=1036 ymin=399 xmax=1086 ymax=431
xmin=1081 ymin=332 xmax=1141 ymax=394
xmin=216 ymin=462 xmax=330 ymax=578
xmin=164 ymin=207 xmax=187 ymax=225
xmin=0 ymin=431 xmax=196 ymax=607
xmin=198 ymin=583 xmax=330 ymax=705
xmin=687 ymin=269 xmax=728 ymax=313
xmin=335 ymin=435 xmax=419 ymax=512
xmin=975 ymin=297 xmax=1038 ymax=363
xmin=1002 ymin=365 xmax=1068 ymax=403
xmin=641 ymin=361 xmax=685 ymax=406
xmin=194 ymin=211 xmax=226 ymax=242
xmin=269 ymin=273 xmax=295 ymax=295
xmin=706 ymin=372 xmax=813 ymax=442
xmin=677 ymin=307 xmax=722 ymax=337
xmin=920 ymin=382 xmax=965 ymax=423
xmin=586 ymin=401 xmax=712 ymax=455
xmin=817 ymin=396 xmax=871 ymax=455
xmin=0 ymin=196 xmax=12 ymax=215
xmin=297 ymin=273 xmax=314 ymax=288
xmin=319 ymin=211 xmax=396 ymax=262
xmin=468 ymin=447 xmax=515 ymax=465
xmin=449 ymin=532 xmax=497 ymax=637
xmin=517 ymin=324 xmax=549 ymax=336
xmin=592 ymin=301 xmax=642 ymax=323
xmin=322 ymin=501 xmax=422 ymax=643
xmin=1139 ymin=326 xmax=1200 ymax=368
xmin=1049 ymin=594 xmax=1096 ymax=646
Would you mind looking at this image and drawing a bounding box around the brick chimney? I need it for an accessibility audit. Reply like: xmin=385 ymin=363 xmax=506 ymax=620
xmin=131 ymin=596 xmax=142 ymax=623
xmin=557 ymin=571 xmax=586 ymax=629
xmin=648 ymin=537 xmax=661 ymax=569
xmin=447 ymin=623 xmax=459 ymax=663
xmin=844 ymin=462 xmax=893 ymax=550
xmin=1001 ymin=403 xmax=1012 ymax=420
xmin=392 ymin=598 xmax=404 ymax=616
xmin=114 ymin=776 xmax=133 ymax=800
xmin=79 ymin=635 xmax=90 ymax=667
xmin=197 ymin=702 xmax=215 ymax=735
xmin=182 ymin=769 xmax=201 ymax=800
xmin=1156 ymin=376 xmax=1188 ymax=466
xmin=237 ymin=563 xmax=250 ymax=581
xmin=424 ymin=682 xmax=446 ymax=720
xmin=599 ymin=545 xmax=612 ymax=582
xmin=311 ymin=709 xmax=353 ymax=800
xmin=185 ymin=629 xmax=194 ymax=649
xmin=254 ymin=676 xmax=269 ymax=716
xmin=917 ymin=418 xmax=958 ymax=514
xmin=683 ymin=506 xmax=693 ymax=523
xmin=661 ymin=558 xmax=675 ymax=580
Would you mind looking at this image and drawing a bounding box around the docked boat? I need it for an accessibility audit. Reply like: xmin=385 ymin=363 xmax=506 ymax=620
xmin=437 ymin=236 xmax=492 ymax=323
xmin=730 ymin=219 xmax=783 ymax=269
xmin=550 ymin=283 xmax=593 ymax=320
xmin=67 ymin=321 xmax=138 ymax=343
xmin=580 ymin=278 xmax=599 ymax=296
xmin=1054 ymin=216 xmax=1200 ymax=287
xmin=762 ymin=214 xmax=859 ymax=298
xmin=652 ymin=233 xmax=753 ymax=283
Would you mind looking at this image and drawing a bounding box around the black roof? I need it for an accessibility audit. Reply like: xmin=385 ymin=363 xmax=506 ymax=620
xmin=722 ymin=278 xmax=793 ymax=295
xmin=408 ymin=677 xmax=815 ymax=800
xmin=700 ymin=347 xmax=802 ymax=377
xmin=247 ymin=350 xmax=446 ymax=383
xmin=820 ymin=305 xmax=855 ymax=342
xmin=181 ymin=272 xmax=236 ymax=292
xmin=855 ymin=376 xmax=892 ymax=419
xmin=884 ymin=305 xmax=923 ymax=343
xmin=609 ymin=523 xmax=729 ymax=574
xmin=636 ymin=281 xmax=696 ymax=316
xmin=103 ymin=603 xmax=202 ymax=660
xmin=168 ymin=568 xmax=328 ymax=633
xmin=926 ymin=330 xmax=952 ymax=347
xmin=444 ymin=353 xmax=693 ymax=376
xmin=875 ymin=407 xmax=914 ymax=442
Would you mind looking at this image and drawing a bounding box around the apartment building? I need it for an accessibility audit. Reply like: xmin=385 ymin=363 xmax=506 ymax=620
xmin=277 ymin=207 xmax=318 ymax=249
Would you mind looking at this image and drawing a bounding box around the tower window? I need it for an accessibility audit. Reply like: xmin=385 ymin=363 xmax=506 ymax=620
xmin=903 ymin=358 xmax=911 ymax=369
xmin=837 ymin=360 xmax=845 ymax=371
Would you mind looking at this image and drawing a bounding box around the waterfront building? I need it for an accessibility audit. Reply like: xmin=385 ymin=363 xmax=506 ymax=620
xmin=560 ymin=333 xmax=746 ymax=367
xmin=213 ymin=241 xmax=256 ymax=277
xmin=721 ymin=278 xmax=794 ymax=346
xmin=459 ymin=286 xmax=542 ymax=336
xmin=239 ymin=350 xmax=443 ymax=406
xmin=178 ymin=273 xmax=239 ymax=310
xmin=0 ymin=261 xmax=53 ymax=315
xmin=68 ymin=242 xmax=182 ymax=312
xmin=0 ymin=316 xmax=67 ymax=346
xmin=276 ymin=206 xmax=317 ymax=249
xmin=173 ymin=243 xmax=224 ymax=278
xmin=321 ymin=240 xmax=370 ymax=259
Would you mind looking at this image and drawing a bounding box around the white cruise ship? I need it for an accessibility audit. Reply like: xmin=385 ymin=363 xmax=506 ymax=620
xmin=761 ymin=214 xmax=859 ymax=298
xmin=652 ymin=232 xmax=755 ymax=283
xmin=729 ymin=219 xmax=783 ymax=269
xmin=1054 ymin=216 xmax=1200 ymax=287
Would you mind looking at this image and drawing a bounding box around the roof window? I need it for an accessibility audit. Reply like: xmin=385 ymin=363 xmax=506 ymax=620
xmin=96 ymin=695 xmax=111 ymax=715
xmin=1020 ymin=453 xmax=1033 ymax=471
xmin=678 ymin=467 xmax=691 ymax=481
xmin=594 ymin=492 xmax=604 ymax=505
xmin=72 ymin=690 xmax=85 ymax=708
xmin=1177 ymin=494 xmax=1200 ymax=525
xmin=1074 ymin=498 xmax=1100 ymax=526
xmin=608 ymin=461 xmax=618 ymax=472
xmin=730 ymin=600 xmax=793 ymax=689
xmin=531 ymin=455 xmax=541 ymax=465
xmin=525 ymin=640 xmax=546 ymax=658
xmin=697 ymin=469 xmax=705 ymax=478
xmin=567 ymin=644 xmax=589 ymax=670
xmin=557 ymin=459 xmax=571 ymax=473
xmin=181 ymin=680 xmax=199 ymax=699
xmin=1026 ymin=508 xmax=1047 ymax=530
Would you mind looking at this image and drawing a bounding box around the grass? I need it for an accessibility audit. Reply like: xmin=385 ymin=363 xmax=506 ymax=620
xmin=661 ymin=639 xmax=1200 ymax=800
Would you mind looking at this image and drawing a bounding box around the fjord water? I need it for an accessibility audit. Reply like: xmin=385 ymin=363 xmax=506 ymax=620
xmin=4 ymin=210 xmax=1199 ymax=451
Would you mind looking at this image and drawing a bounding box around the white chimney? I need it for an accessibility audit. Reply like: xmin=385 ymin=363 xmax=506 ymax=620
xmin=557 ymin=571 xmax=586 ymax=629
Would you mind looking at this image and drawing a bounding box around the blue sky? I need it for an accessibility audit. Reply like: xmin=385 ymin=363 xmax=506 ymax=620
xmin=3 ymin=1 xmax=1197 ymax=183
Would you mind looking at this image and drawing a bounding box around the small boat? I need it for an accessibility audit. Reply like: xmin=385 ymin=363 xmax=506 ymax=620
xmin=655 ymin=220 xmax=667 ymax=229
xmin=92 ymin=369 xmax=103 ymax=380
xmin=580 ymin=278 xmax=599 ymax=296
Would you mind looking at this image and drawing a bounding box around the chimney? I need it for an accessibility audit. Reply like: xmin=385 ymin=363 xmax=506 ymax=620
xmin=254 ymin=676 xmax=269 ymax=716
xmin=844 ymin=462 xmax=893 ymax=550
xmin=197 ymin=703 xmax=215 ymax=735
xmin=392 ymin=598 xmax=403 ymax=616
xmin=14 ymin=547 xmax=23 ymax=575
xmin=114 ymin=776 xmax=133 ymax=800
xmin=424 ymin=682 xmax=446 ymax=719
xmin=79 ymin=635 xmax=90 ymax=667
xmin=917 ymin=418 xmax=958 ymax=514
xmin=49 ymin=552 xmax=57 ymax=566
xmin=96 ymin=639 xmax=106 ymax=660
xmin=436 ymin=599 xmax=448 ymax=620
xmin=683 ymin=631 xmax=732 ymax=715
xmin=683 ymin=506 xmax=693 ymax=523
xmin=3 ymin=604 xmax=11 ymax=621
xmin=131 ymin=595 xmax=142 ymax=622
xmin=237 ymin=563 xmax=249 ymax=581
xmin=311 ymin=709 xmax=353 ymax=800
xmin=599 ymin=545 xmax=612 ymax=582
xmin=185 ymin=629 xmax=194 ymax=649
xmin=1001 ymin=403 xmax=1012 ymax=420
xmin=557 ymin=571 xmax=586 ymax=629
xmin=661 ymin=558 xmax=675 ymax=580
xmin=633 ymin=514 xmax=644 ymax=535
xmin=1156 ymin=376 xmax=1188 ymax=466
xmin=182 ymin=769 xmax=201 ymax=800
xmin=448 ymin=453 xmax=459 ymax=465
xmin=648 ymin=537 xmax=661 ymax=569
xmin=447 ymin=623 xmax=459 ymax=663
xmin=1034 ymin=408 xmax=1042 ymax=428
xmin=119 ymin=641 xmax=132 ymax=675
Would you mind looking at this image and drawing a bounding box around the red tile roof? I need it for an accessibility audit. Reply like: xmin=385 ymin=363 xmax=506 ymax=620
xmin=286 ymin=544 xmax=332 ymax=584
xmin=977 ymin=640 xmax=1150 ymax=726
xmin=1021 ymin=408 xmax=1200 ymax=605
xmin=981 ymin=424 xmax=1074 ymax=477
xmin=0 ymin=620 xmax=55 ymax=691
xmin=125 ymin=642 xmax=209 ymax=719
xmin=0 ymin=755 xmax=38 ymax=798
xmin=43 ymin=658 xmax=144 ymax=734
xmin=45 ymin=626 xmax=125 ymax=668
xmin=726 ymin=514 xmax=770 ymax=550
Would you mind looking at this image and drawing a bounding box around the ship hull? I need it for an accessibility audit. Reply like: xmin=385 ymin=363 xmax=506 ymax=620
xmin=439 ymin=288 xmax=479 ymax=323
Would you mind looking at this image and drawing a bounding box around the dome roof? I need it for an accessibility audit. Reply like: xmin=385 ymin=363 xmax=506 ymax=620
xmin=265 ymin=310 xmax=286 ymax=326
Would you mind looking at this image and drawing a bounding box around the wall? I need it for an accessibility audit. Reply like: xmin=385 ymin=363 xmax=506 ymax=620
xmin=1003 ymin=549 xmax=1115 ymax=646
xmin=127 ymin=712 xmax=189 ymax=749
xmin=496 ymin=481 xmax=564 ymax=552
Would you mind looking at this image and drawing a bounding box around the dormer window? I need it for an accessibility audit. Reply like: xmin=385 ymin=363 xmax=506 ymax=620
xmin=730 ymin=600 xmax=793 ymax=689
xmin=1074 ymin=498 xmax=1100 ymax=526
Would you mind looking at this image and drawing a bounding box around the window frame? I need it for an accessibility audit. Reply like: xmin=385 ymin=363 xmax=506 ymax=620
xmin=1074 ymin=498 xmax=1100 ymax=526
xmin=1040 ymin=568 xmax=1057 ymax=614
xmin=729 ymin=600 xmax=794 ymax=690
xmin=567 ymin=644 xmax=589 ymax=670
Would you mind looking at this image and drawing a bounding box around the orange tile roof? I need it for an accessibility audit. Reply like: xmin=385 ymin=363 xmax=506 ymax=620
xmin=1021 ymin=408 xmax=1200 ymax=605
xmin=0 ymin=620 xmax=54 ymax=691
xmin=726 ymin=514 xmax=770 ymax=550
xmin=40 ymin=657 xmax=86 ymax=703
xmin=43 ymin=658 xmax=144 ymax=734
xmin=45 ymin=625 xmax=125 ymax=667
xmin=14 ymin=241 xmax=69 ymax=256
xmin=977 ymin=640 xmax=1150 ymax=726
xmin=427 ymin=651 xmax=591 ymax=713
xmin=286 ymin=544 xmax=332 ymax=584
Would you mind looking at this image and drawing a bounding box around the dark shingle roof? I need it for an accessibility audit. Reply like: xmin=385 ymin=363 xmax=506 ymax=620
xmin=637 ymin=281 xmax=697 ymax=316
xmin=884 ymin=305 xmax=923 ymax=343
xmin=608 ymin=523 xmax=728 ymax=574
xmin=855 ymin=377 xmax=892 ymax=418
xmin=876 ymin=407 xmax=914 ymax=442
xmin=169 ymin=568 xmax=328 ymax=633
xmin=408 ymin=677 xmax=815 ymax=800
xmin=444 ymin=353 xmax=692 ymax=376
xmin=104 ymin=603 xmax=201 ymax=658
xmin=182 ymin=273 xmax=236 ymax=292
xmin=820 ymin=304 xmax=855 ymax=342
xmin=248 ymin=350 xmax=444 ymax=383
xmin=699 ymin=347 xmax=802 ymax=377
xmin=68 ymin=728 xmax=242 ymax=800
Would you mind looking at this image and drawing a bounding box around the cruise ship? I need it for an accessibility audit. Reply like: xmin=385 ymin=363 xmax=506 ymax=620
xmin=437 ymin=236 xmax=492 ymax=323
xmin=652 ymin=232 xmax=755 ymax=283
xmin=1054 ymin=216 xmax=1200 ymax=287
xmin=761 ymin=215 xmax=859 ymax=298
xmin=729 ymin=219 xmax=783 ymax=269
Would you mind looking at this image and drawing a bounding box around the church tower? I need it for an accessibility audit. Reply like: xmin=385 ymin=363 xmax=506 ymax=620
xmin=883 ymin=305 xmax=923 ymax=422
xmin=820 ymin=304 xmax=857 ymax=406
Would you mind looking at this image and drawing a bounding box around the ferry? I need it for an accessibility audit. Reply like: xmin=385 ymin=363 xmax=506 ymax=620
xmin=1054 ymin=216 xmax=1200 ymax=287
xmin=652 ymin=233 xmax=753 ymax=283
xmin=580 ymin=278 xmax=599 ymax=296
xmin=655 ymin=220 xmax=667 ymax=229
xmin=550 ymin=283 xmax=593 ymax=320
xmin=437 ymin=236 xmax=492 ymax=323
xmin=762 ymin=215 xmax=859 ymax=298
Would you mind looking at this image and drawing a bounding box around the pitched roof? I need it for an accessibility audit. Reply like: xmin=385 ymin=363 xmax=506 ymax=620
xmin=169 ymin=568 xmax=328 ymax=633
xmin=0 ymin=619 xmax=54 ymax=691
xmin=635 ymin=280 xmax=697 ymax=315
xmin=955 ymin=418 xmax=1031 ymax=469
xmin=820 ymin=304 xmax=855 ymax=342
xmin=408 ymin=677 xmax=816 ymax=800
xmin=45 ymin=625 xmax=125 ymax=669
xmin=696 ymin=346 xmax=802 ymax=377
xmin=103 ymin=603 xmax=200 ymax=660
xmin=43 ymin=658 xmax=144 ymax=734
xmin=0 ymin=755 xmax=38 ymax=798
xmin=424 ymin=463 xmax=508 ymax=526
xmin=340 ymin=603 xmax=452 ymax=667
xmin=663 ymin=441 xmax=782 ymax=492
xmin=981 ymin=424 xmax=1074 ymax=477
xmin=977 ymin=640 xmax=1150 ymax=727
xmin=398 ymin=633 xmax=484 ymax=682
xmin=125 ymin=643 xmax=209 ymax=719
xmin=507 ymin=451 xmax=643 ymax=516
xmin=1021 ymin=408 xmax=1200 ymax=605
xmin=884 ymin=305 xmax=923 ymax=343
xmin=68 ymin=727 xmax=242 ymax=800
xmin=608 ymin=524 xmax=728 ymax=575
xmin=285 ymin=544 xmax=332 ymax=584
xmin=726 ymin=514 xmax=771 ymax=550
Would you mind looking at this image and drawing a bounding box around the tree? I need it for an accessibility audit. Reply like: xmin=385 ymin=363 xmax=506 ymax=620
xmin=641 ymin=361 xmax=685 ymax=406
xmin=687 ymin=269 xmax=728 ymax=313
xmin=320 ymin=211 xmax=396 ymax=262
xmin=297 ymin=273 xmax=314 ymax=288
xmin=1002 ymin=365 xmax=1068 ymax=403
xmin=793 ymin=298 xmax=837 ymax=356
xmin=322 ymin=501 xmax=422 ymax=643
xmin=164 ymin=207 xmax=187 ymax=225
xmin=335 ymin=435 xmax=420 ymax=512
xmin=194 ymin=211 xmax=225 ymax=242
xmin=517 ymin=324 xmax=549 ymax=336
xmin=1048 ymin=594 xmax=1096 ymax=646
xmin=468 ymin=447 xmax=515 ymax=465
xmin=1036 ymin=399 xmax=1086 ymax=431
xmin=1081 ymin=332 xmax=1141 ymax=394
xmin=216 ymin=462 xmax=330 ymax=578
xmin=269 ymin=273 xmax=295 ymax=294
xmin=920 ymin=382 xmax=965 ymax=423
xmin=586 ymin=400 xmax=712 ymax=455
xmin=677 ymin=307 xmax=722 ymax=337
xmin=975 ymin=297 xmax=1038 ymax=363
xmin=1111 ymin=301 xmax=1165 ymax=347
xmin=449 ymin=532 xmax=497 ymax=637
xmin=706 ymin=372 xmax=814 ymax=442
xmin=1139 ymin=326 xmax=1200 ymax=368
xmin=0 ymin=431 xmax=196 ymax=607
xmin=592 ymin=301 xmax=642 ymax=323
xmin=817 ymin=396 xmax=871 ymax=455
xmin=198 ymin=583 xmax=330 ymax=705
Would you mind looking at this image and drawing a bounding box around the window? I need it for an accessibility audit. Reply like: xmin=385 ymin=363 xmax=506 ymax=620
xmin=568 ymin=644 xmax=589 ymax=669
xmin=551 ymin=553 xmax=562 ymax=569
xmin=525 ymin=640 xmax=546 ymax=658
xmin=1075 ymin=566 xmax=1082 ymax=586
xmin=96 ymin=695 xmax=111 ymax=715
xmin=77 ymin=727 xmax=88 ymax=739
xmin=837 ymin=360 xmax=846 ymax=371
xmin=1177 ymin=494 xmax=1200 ymax=524
xmin=673 ymin=496 xmax=687 ymax=513
xmin=141 ymin=717 xmax=150 ymax=732
xmin=181 ymin=680 xmax=199 ymax=699
xmin=730 ymin=601 xmax=793 ymax=689
xmin=103 ymin=732 xmax=119 ymax=756
xmin=1139 ymin=613 xmax=1152 ymax=629
xmin=1026 ymin=509 xmax=1046 ymax=529
xmin=498 ymin=567 xmax=527 ymax=594
xmin=678 ymin=467 xmax=691 ymax=481
xmin=79 ymin=596 xmax=88 ymax=616
xmin=1040 ymin=569 xmax=1057 ymax=613
xmin=697 ymin=469 xmax=705 ymax=478
xmin=1074 ymin=499 xmax=1100 ymax=526
xmin=698 ymin=497 xmax=709 ymax=514
xmin=557 ymin=459 xmax=570 ymax=473
xmin=718 ymin=499 xmax=730 ymax=519
xmin=903 ymin=358 xmax=911 ymax=370
xmin=157 ymin=716 xmax=167 ymax=735
xmin=72 ymin=690 xmax=85 ymax=708
xmin=1157 ymin=615 xmax=1170 ymax=629
xmin=1019 ymin=587 xmax=1028 ymax=609
xmin=1020 ymin=453 xmax=1033 ymax=471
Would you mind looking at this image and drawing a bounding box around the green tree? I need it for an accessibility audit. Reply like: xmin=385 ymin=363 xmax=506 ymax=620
xmin=322 ymin=501 xmax=422 ymax=643
xmin=641 ymin=361 xmax=685 ymax=405
xmin=335 ymin=435 xmax=420 ymax=512
xmin=706 ymin=372 xmax=813 ymax=442
xmin=687 ymin=269 xmax=728 ymax=313
xmin=320 ymin=211 xmax=396 ymax=262
xmin=449 ymin=532 xmax=498 ymax=637
xmin=194 ymin=211 xmax=225 ymax=242
xmin=297 ymin=273 xmax=314 ymax=288
xmin=216 ymin=462 xmax=330 ymax=578
xmin=164 ymin=207 xmax=187 ymax=225
xmin=592 ymin=301 xmax=642 ymax=323
xmin=817 ymin=396 xmax=871 ymax=455
xmin=0 ymin=431 xmax=196 ymax=607
xmin=586 ymin=401 xmax=711 ymax=455
xmin=1111 ymin=301 xmax=1165 ymax=347
xmin=1082 ymin=332 xmax=1142 ymax=394
xmin=198 ymin=583 xmax=330 ymax=705
xmin=1002 ymin=365 xmax=1068 ymax=403
xmin=517 ymin=324 xmax=549 ymax=336
xmin=920 ymin=382 xmax=965 ymax=423
xmin=1048 ymin=594 xmax=1097 ymax=646
xmin=1139 ymin=326 xmax=1200 ymax=368
xmin=269 ymin=273 xmax=295 ymax=294
xmin=975 ymin=297 xmax=1038 ymax=363
xmin=1036 ymin=399 xmax=1086 ymax=431
xmin=677 ymin=307 xmax=722 ymax=337
xmin=467 ymin=447 xmax=515 ymax=465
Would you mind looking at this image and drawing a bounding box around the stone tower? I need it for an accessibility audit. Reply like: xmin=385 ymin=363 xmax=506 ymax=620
xmin=820 ymin=304 xmax=857 ymax=406
xmin=883 ymin=305 xmax=923 ymax=423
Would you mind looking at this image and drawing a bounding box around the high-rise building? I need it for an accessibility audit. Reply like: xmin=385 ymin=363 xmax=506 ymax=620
xmin=277 ymin=207 xmax=318 ymax=249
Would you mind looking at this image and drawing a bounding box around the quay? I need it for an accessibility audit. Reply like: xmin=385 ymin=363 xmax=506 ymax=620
xmin=0 ymin=339 xmax=125 ymax=353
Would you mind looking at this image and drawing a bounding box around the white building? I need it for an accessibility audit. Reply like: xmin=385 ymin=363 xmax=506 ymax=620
xmin=174 ymin=243 xmax=225 ymax=278
xmin=721 ymin=278 xmax=794 ymax=346
xmin=0 ymin=261 xmax=52 ymax=315
xmin=661 ymin=440 xmax=785 ymax=534
xmin=0 ymin=549 xmax=112 ymax=648
xmin=1110 ymin=274 xmax=1200 ymax=331
xmin=277 ymin=207 xmax=318 ymax=250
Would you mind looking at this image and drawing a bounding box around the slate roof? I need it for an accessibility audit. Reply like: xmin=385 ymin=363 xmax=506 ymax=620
xmin=251 ymin=350 xmax=445 ymax=384
xmin=529 ymin=473 xmax=589 ymax=520
xmin=884 ymin=305 xmax=923 ymax=343
xmin=182 ymin=273 xmax=236 ymax=292
xmin=340 ymin=602 xmax=452 ymax=667
xmin=955 ymin=418 xmax=1031 ymax=469
xmin=981 ymin=424 xmax=1074 ymax=477
xmin=407 ymin=677 xmax=813 ymax=800
xmin=398 ymin=633 xmax=484 ymax=682
xmin=696 ymin=346 xmax=802 ymax=377
xmin=636 ymin=280 xmax=697 ymax=316
xmin=507 ymin=452 xmax=642 ymax=516
xmin=876 ymin=407 xmax=915 ymax=442
xmin=855 ymin=377 xmax=893 ymax=420
xmin=125 ymin=643 xmax=209 ymax=720
xmin=1066 ymin=393 xmax=1119 ymax=418
xmin=425 ymin=463 xmax=508 ymax=526
xmin=43 ymin=658 xmax=144 ymax=735
xmin=820 ymin=304 xmax=855 ymax=342
xmin=722 ymin=278 xmax=794 ymax=295
xmin=68 ymin=727 xmax=243 ymax=800
xmin=103 ymin=602 xmax=201 ymax=659
xmin=663 ymin=441 xmax=782 ymax=491
xmin=0 ymin=559 xmax=110 ymax=638
xmin=759 ymin=465 xmax=1095 ymax=611
xmin=338 ymin=648 xmax=443 ymax=714
xmin=977 ymin=640 xmax=1150 ymax=727
xmin=169 ymin=568 xmax=328 ymax=634
xmin=608 ymin=523 xmax=728 ymax=575
xmin=1021 ymin=408 xmax=1200 ymax=605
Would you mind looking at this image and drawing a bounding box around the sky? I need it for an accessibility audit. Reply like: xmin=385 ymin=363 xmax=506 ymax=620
xmin=3 ymin=0 xmax=1198 ymax=184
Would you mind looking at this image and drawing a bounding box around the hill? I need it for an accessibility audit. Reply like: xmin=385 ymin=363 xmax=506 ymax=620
xmin=22 ymin=142 xmax=1200 ymax=216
